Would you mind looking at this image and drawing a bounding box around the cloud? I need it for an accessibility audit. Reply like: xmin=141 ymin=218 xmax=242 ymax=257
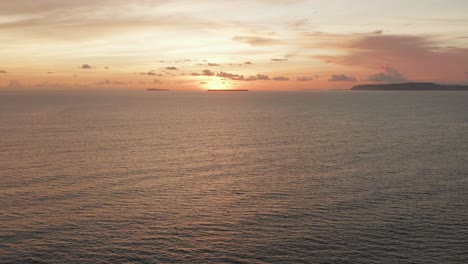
xmin=96 ymin=80 xmax=111 ymax=85
xmin=202 ymin=69 xmax=215 ymax=76
xmin=317 ymin=35 xmax=468 ymax=82
xmin=0 ymin=70 xmax=7 ymax=74
xmin=153 ymin=79 xmax=162 ymax=84
xmin=207 ymin=63 xmax=220 ymax=66
xmin=244 ymin=61 xmax=253 ymax=65
xmin=233 ymin=36 xmax=280 ymax=46
xmin=256 ymin=74 xmax=270 ymax=80
xmin=366 ymin=65 xmax=407 ymax=82
xmin=297 ymin=76 xmax=313 ymax=81
xmin=141 ymin=72 xmax=162 ymax=76
xmin=271 ymin=58 xmax=287 ymax=62
xmin=328 ymin=74 xmax=357 ymax=82
xmin=244 ymin=74 xmax=270 ymax=81
xmin=369 ymin=30 xmax=383 ymax=35
xmin=165 ymin=66 xmax=178 ymax=70
xmin=81 ymin=64 xmax=93 ymax=69
xmin=147 ymin=72 xmax=157 ymax=76
xmin=47 ymin=71 xmax=54 ymax=74
xmin=200 ymin=82 xmax=207 ymax=84
xmin=191 ymin=69 xmax=216 ymax=76
xmin=289 ymin=18 xmax=311 ymax=30
xmin=217 ymin=71 xmax=245 ymax=81
xmin=273 ymin=76 xmax=289 ymax=81
xmin=0 ymin=1 xmax=227 ymax=41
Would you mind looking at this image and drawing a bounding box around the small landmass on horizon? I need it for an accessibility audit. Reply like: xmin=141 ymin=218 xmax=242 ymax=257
xmin=147 ymin=88 xmax=170 ymax=91
xmin=207 ymin=89 xmax=248 ymax=92
xmin=352 ymin=82 xmax=468 ymax=91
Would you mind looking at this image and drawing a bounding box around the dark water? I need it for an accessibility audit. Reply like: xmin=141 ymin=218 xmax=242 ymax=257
xmin=1 ymin=91 xmax=467 ymax=263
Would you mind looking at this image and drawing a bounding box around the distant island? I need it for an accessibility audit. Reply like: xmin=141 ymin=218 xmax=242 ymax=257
xmin=207 ymin=89 xmax=248 ymax=92
xmin=352 ymin=83 xmax=468 ymax=91
xmin=147 ymin=88 xmax=169 ymax=91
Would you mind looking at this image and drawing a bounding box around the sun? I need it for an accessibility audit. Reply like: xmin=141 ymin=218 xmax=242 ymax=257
xmin=202 ymin=79 xmax=232 ymax=90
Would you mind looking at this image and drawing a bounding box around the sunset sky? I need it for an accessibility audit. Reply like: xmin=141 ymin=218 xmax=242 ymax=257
xmin=1 ymin=0 xmax=468 ymax=90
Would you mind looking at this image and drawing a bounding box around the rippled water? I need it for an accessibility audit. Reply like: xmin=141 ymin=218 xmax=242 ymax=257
xmin=1 ymin=91 xmax=467 ymax=263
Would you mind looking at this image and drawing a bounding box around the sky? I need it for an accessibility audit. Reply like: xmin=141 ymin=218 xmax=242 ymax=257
xmin=0 ymin=0 xmax=468 ymax=90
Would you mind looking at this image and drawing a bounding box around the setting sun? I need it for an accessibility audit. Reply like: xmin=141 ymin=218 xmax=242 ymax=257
xmin=202 ymin=79 xmax=233 ymax=91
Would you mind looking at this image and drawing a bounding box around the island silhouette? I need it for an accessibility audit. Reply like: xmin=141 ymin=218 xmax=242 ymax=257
xmin=352 ymin=82 xmax=468 ymax=91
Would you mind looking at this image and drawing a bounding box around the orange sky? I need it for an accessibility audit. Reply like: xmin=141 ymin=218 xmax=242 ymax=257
xmin=1 ymin=0 xmax=468 ymax=90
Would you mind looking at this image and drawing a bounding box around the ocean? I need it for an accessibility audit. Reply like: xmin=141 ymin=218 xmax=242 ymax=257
xmin=1 ymin=91 xmax=467 ymax=263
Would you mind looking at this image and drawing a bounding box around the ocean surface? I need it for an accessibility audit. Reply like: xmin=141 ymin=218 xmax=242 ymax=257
xmin=0 ymin=91 xmax=467 ymax=263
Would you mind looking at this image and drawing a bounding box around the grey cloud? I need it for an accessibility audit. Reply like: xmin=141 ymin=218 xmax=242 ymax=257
xmin=370 ymin=30 xmax=383 ymax=35
xmin=366 ymin=65 xmax=407 ymax=82
xmin=297 ymin=76 xmax=313 ymax=81
xmin=165 ymin=67 xmax=178 ymax=70
xmin=240 ymin=74 xmax=271 ymax=81
xmin=81 ymin=64 xmax=92 ymax=69
xmin=191 ymin=69 xmax=215 ymax=76
xmin=256 ymin=74 xmax=270 ymax=80
xmin=0 ymin=70 xmax=7 ymax=74
xmin=141 ymin=72 xmax=162 ymax=76
xmin=208 ymin=63 xmax=220 ymax=66
xmin=202 ymin=69 xmax=215 ymax=76
xmin=217 ymin=71 xmax=245 ymax=81
xmin=95 ymin=80 xmax=111 ymax=85
xmin=273 ymin=76 xmax=289 ymax=81
xmin=244 ymin=61 xmax=253 ymax=64
xmin=271 ymin=58 xmax=287 ymax=62
xmin=328 ymin=74 xmax=357 ymax=82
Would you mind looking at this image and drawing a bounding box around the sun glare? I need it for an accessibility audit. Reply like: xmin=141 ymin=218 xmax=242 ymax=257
xmin=202 ymin=79 xmax=232 ymax=90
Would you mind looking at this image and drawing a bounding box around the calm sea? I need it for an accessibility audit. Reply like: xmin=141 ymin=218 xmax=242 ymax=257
xmin=1 ymin=91 xmax=467 ymax=263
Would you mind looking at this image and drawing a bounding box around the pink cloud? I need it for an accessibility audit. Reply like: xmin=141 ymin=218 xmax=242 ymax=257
xmin=317 ymin=35 xmax=468 ymax=82
xmin=367 ymin=65 xmax=407 ymax=82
